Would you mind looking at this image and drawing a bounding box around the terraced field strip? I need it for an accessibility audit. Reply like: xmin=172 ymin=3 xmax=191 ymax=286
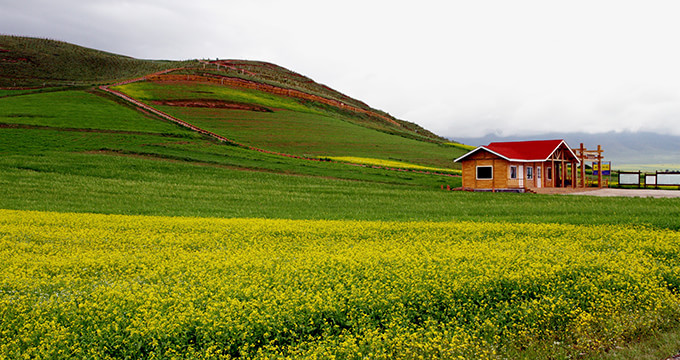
xmin=101 ymin=72 xmax=461 ymax=179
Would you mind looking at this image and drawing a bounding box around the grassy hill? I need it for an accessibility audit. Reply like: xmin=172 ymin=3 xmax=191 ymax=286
xmin=0 ymin=35 xmax=186 ymax=87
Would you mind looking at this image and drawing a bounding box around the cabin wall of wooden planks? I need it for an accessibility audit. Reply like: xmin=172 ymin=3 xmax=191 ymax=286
xmin=461 ymin=152 xmax=553 ymax=190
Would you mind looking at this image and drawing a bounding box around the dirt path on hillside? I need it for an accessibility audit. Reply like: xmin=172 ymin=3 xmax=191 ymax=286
xmin=570 ymin=188 xmax=680 ymax=198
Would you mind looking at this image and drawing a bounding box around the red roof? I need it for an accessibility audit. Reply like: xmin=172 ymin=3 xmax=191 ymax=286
xmin=455 ymin=139 xmax=579 ymax=163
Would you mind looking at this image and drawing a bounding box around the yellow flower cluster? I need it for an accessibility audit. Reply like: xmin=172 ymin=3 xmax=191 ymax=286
xmin=443 ymin=142 xmax=477 ymax=151
xmin=1 ymin=209 xmax=679 ymax=359
xmin=327 ymin=156 xmax=462 ymax=175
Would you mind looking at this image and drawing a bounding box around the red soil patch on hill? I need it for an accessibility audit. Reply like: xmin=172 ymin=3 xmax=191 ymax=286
xmin=151 ymin=99 xmax=273 ymax=112
xmin=1 ymin=57 xmax=29 ymax=63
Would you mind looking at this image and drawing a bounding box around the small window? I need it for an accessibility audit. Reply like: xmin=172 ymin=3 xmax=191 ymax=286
xmin=537 ymin=167 xmax=541 ymax=179
xmin=547 ymin=167 xmax=552 ymax=180
xmin=476 ymin=166 xmax=493 ymax=180
xmin=526 ymin=166 xmax=533 ymax=180
xmin=510 ymin=166 xmax=517 ymax=179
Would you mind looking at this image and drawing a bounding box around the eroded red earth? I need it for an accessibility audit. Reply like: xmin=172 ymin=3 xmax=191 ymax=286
xmin=151 ymin=99 xmax=272 ymax=112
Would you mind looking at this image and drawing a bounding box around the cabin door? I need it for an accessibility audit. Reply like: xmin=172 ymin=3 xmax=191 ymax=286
xmin=518 ymin=165 xmax=524 ymax=188
xmin=537 ymin=167 xmax=542 ymax=188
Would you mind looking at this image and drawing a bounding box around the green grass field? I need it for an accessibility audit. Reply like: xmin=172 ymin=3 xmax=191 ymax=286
xmin=2 ymin=151 xmax=679 ymax=230
xmin=0 ymin=90 xmax=192 ymax=134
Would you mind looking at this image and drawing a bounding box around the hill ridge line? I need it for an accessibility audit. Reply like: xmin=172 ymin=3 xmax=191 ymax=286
xmin=100 ymin=72 xmax=460 ymax=179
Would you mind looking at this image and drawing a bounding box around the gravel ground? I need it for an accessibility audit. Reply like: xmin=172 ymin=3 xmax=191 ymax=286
xmin=569 ymin=188 xmax=680 ymax=198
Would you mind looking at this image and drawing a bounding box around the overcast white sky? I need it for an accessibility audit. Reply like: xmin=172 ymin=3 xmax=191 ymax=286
xmin=3 ymin=0 xmax=680 ymax=139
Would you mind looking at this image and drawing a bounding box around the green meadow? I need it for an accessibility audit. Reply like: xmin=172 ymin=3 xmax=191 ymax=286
xmin=0 ymin=90 xmax=190 ymax=134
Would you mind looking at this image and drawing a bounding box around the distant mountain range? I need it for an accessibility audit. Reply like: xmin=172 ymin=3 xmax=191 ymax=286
xmin=453 ymin=131 xmax=680 ymax=170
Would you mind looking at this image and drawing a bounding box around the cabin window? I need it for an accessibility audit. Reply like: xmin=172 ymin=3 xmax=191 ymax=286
xmin=526 ymin=166 xmax=533 ymax=180
xmin=547 ymin=167 xmax=552 ymax=181
xmin=537 ymin=167 xmax=541 ymax=179
xmin=510 ymin=166 xmax=517 ymax=179
xmin=476 ymin=166 xmax=493 ymax=180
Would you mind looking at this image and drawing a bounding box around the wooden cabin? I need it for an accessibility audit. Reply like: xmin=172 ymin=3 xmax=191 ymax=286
xmin=454 ymin=139 xmax=580 ymax=192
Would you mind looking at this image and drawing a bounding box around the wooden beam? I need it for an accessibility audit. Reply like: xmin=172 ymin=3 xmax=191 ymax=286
xmin=579 ymin=143 xmax=585 ymax=188
xmin=596 ymin=145 xmax=603 ymax=188
xmin=561 ymin=147 xmax=566 ymax=188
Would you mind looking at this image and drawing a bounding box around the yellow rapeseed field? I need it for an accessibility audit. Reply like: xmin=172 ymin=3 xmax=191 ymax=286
xmin=327 ymin=156 xmax=462 ymax=175
xmin=1 ymin=209 xmax=679 ymax=359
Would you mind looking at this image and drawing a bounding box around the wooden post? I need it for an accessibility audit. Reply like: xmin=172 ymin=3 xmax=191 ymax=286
xmin=597 ymin=145 xmax=602 ymax=188
xmin=579 ymin=143 xmax=585 ymax=188
xmin=656 ymin=171 xmax=659 ymax=189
